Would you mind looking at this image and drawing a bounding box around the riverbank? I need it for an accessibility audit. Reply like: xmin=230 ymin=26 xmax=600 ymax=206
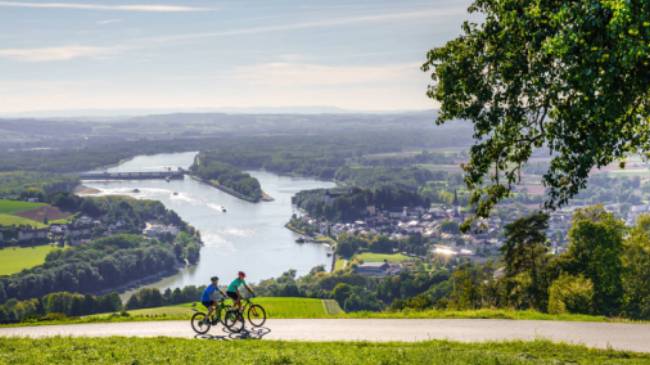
xmin=285 ymin=221 xmax=338 ymax=272
xmin=73 ymin=184 xmax=101 ymax=195
xmin=284 ymin=222 xmax=336 ymax=246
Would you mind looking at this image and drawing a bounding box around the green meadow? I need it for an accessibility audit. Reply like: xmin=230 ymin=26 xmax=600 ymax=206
xmin=0 ymin=199 xmax=45 ymax=215
xmin=86 ymin=297 xmax=343 ymax=321
xmin=354 ymin=252 xmax=412 ymax=263
xmin=0 ymin=245 xmax=58 ymax=275
xmin=0 ymin=214 xmax=47 ymax=229
xmin=0 ymin=337 xmax=647 ymax=365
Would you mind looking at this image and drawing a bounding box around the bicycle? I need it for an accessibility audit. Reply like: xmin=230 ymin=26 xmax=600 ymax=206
xmin=235 ymin=296 xmax=267 ymax=328
xmin=190 ymin=300 xmax=245 ymax=334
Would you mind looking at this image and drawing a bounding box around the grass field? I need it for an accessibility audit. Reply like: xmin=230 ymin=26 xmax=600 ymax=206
xmin=355 ymin=252 xmax=412 ymax=263
xmin=0 ymin=337 xmax=647 ymax=364
xmin=3 ymin=304 xmax=622 ymax=329
xmin=0 ymin=199 xmax=44 ymax=215
xmin=346 ymin=308 xmax=613 ymax=322
xmin=0 ymin=245 xmax=57 ymax=275
xmin=0 ymin=199 xmax=71 ymax=228
xmin=0 ymin=214 xmax=47 ymax=228
xmin=87 ymin=297 xmax=344 ymax=321
xmin=334 ymin=258 xmax=348 ymax=271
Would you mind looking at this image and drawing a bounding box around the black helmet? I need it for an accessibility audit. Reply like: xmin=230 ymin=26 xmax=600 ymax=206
xmin=210 ymin=276 xmax=219 ymax=281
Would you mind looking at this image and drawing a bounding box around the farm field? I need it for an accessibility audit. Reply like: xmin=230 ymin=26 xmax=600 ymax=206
xmin=88 ymin=297 xmax=343 ymax=321
xmin=0 ymin=199 xmax=45 ymax=215
xmin=1 ymin=337 xmax=647 ymax=364
xmin=14 ymin=205 xmax=72 ymax=222
xmin=355 ymin=252 xmax=412 ymax=263
xmin=0 ymin=245 xmax=57 ymax=275
xmin=0 ymin=214 xmax=47 ymax=229
xmin=0 ymin=199 xmax=71 ymax=228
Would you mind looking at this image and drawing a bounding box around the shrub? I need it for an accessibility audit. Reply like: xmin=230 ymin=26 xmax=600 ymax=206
xmin=547 ymin=274 xmax=594 ymax=314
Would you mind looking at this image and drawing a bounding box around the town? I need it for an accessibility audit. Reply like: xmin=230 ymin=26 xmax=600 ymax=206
xmin=289 ymin=192 xmax=650 ymax=277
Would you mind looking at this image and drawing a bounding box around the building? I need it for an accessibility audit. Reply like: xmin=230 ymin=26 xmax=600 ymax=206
xmin=143 ymin=223 xmax=180 ymax=238
xmin=354 ymin=260 xmax=402 ymax=277
xmin=17 ymin=228 xmax=49 ymax=242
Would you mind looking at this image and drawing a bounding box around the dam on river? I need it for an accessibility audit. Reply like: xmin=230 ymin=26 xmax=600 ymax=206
xmin=79 ymin=168 xmax=186 ymax=181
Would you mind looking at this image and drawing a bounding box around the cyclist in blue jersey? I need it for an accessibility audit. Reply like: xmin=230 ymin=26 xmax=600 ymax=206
xmin=201 ymin=276 xmax=226 ymax=321
xmin=226 ymin=271 xmax=255 ymax=311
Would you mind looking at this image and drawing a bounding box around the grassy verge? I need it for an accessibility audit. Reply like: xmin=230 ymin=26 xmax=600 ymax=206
xmin=89 ymin=297 xmax=344 ymax=320
xmin=1 ymin=303 xmax=627 ymax=328
xmin=0 ymin=337 xmax=648 ymax=364
xmin=0 ymin=245 xmax=58 ymax=275
xmin=346 ymin=308 xmax=614 ymax=322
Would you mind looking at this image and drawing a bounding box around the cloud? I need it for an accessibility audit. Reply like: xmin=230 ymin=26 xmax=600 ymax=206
xmin=0 ymin=1 xmax=214 ymax=12
xmin=0 ymin=6 xmax=463 ymax=63
xmin=0 ymin=45 xmax=119 ymax=62
xmin=232 ymin=62 xmax=424 ymax=87
xmin=96 ymin=18 xmax=123 ymax=25
xmin=144 ymin=7 xmax=467 ymax=43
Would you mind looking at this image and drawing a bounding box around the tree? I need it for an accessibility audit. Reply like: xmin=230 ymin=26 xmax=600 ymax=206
xmin=369 ymin=236 xmax=394 ymax=254
xmin=622 ymin=214 xmax=650 ymax=319
xmin=423 ymin=1 xmax=650 ymax=218
xmin=332 ymin=283 xmax=352 ymax=307
xmin=563 ymin=206 xmax=625 ymax=315
xmin=440 ymin=220 xmax=460 ymax=234
xmin=80 ymin=199 xmax=103 ymax=217
xmin=500 ymin=212 xmax=551 ymax=309
xmin=0 ymin=282 xmax=6 ymax=304
xmin=447 ymin=264 xmax=484 ymax=310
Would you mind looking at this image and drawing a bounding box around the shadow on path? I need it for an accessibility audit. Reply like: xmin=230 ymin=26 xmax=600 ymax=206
xmin=195 ymin=326 xmax=271 ymax=341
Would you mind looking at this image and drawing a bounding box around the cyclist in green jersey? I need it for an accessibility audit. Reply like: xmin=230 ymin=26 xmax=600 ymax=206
xmin=226 ymin=271 xmax=255 ymax=311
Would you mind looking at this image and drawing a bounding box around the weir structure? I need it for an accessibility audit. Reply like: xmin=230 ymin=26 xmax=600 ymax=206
xmin=79 ymin=169 xmax=186 ymax=181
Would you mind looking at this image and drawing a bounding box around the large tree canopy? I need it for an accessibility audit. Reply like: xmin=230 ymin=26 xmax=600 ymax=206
xmin=423 ymin=0 xmax=650 ymax=217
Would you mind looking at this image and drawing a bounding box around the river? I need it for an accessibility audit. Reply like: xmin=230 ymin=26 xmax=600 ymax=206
xmin=82 ymin=151 xmax=335 ymax=292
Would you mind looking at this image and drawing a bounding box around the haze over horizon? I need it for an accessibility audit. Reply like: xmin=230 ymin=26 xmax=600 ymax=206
xmin=0 ymin=0 xmax=473 ymax=115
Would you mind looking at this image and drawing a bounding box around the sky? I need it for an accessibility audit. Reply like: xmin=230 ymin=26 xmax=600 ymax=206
xmin=0 ymin=0 xmax=474 ymax=114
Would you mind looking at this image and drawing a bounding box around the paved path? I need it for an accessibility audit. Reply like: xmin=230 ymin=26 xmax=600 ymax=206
xmin=1 ymin=319 xmax=649 ymax=353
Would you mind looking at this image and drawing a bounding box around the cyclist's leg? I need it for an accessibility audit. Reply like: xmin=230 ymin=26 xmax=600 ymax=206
xmin=235 ymin=292 xmax=242 ymax=310
xmin=200 ymin=301 xmax=212 ymax=324
xmin=227 ymin=291 xmax=241 ymax=310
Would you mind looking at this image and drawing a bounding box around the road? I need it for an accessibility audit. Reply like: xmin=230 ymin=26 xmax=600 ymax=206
xmin=1 ymin=319 xmax=649 ymax=353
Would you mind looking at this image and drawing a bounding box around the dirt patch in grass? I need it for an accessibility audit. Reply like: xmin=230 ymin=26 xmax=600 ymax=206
xmin=15 ymin=206 xmax=71 ymax=222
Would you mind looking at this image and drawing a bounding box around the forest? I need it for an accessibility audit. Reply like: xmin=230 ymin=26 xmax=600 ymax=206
xmin=0 ymin=171 xmax=79 ymax=200
xmin=0 ymin=291 xmax=121 ymax=323
xmin=293 ymin=186 xmax=429 ymax=222
xmin=190 ymin=153 xmax=262 ymax=202
xmin=0 ymin=234 xmax=193 ymax=302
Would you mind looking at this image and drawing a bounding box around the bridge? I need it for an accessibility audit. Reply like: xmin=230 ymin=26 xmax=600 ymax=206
xmin=79 ymin=169 xmax=187 ymax=181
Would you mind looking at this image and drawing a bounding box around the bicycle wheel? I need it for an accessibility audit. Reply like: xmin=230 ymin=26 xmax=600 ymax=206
xmin=190 ymin=312 xmax=211 ymax=334
xmin=224 ymin=309 xmax=245 ymax=333
xmin=247 ymin=304 xmax=267 ymax=327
